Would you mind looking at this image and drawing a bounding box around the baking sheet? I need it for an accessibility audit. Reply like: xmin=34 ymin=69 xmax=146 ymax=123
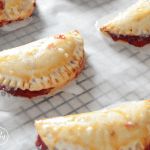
xmin=0 ymin=0 xmax=150 ymax=149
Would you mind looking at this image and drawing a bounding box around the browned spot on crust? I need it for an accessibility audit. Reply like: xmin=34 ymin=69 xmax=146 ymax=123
xmin=48 ymin=43 xmax=54 ymax=49
xmin=110 ymin=130 xmax=116 ymax=137
xmin=55 ymin=34 xmax=66 ymax=40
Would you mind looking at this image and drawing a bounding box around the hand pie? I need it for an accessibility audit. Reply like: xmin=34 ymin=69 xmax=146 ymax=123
xmin=35 ymin=100 xmax=150 ymax=150
xmin=0 ymin=30 xmax=85 ymax=98
xmin=0 ymin=0 xmax=35 ymax=26
xmin=100 ymin=0 xmax=150 ymax=47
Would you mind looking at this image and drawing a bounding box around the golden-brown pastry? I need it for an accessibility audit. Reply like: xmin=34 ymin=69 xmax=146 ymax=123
xmin=100 ymin=0 xmax=150 ymax=47
xmin=0 ymin=30 xmax=85 ymax=98
xmin=35 ymin=100 xmax=150 ymax=150
xmin=0 ymin=0 xmax=35 ymax=26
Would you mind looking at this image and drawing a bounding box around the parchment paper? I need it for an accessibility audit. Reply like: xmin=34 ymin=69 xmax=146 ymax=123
xmin=0 ymin=0 xmax=149 ymax=149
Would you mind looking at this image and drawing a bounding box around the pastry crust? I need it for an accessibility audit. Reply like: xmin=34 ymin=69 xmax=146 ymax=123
xmin=0 ymin=0 xmax=35 ymax=26
xmin=0 ymin=31 xmax=85 ymax=92
xmin=35 ymin=100 xmax=150 ymax=150
xmin=100 ymin=0 xmax=150 ymax=36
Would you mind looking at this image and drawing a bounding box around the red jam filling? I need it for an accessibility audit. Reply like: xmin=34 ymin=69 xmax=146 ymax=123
xmin=145 ymin=145 xmax=150 ymax=150
xmin=0 ymin=85 xmax=53 ymax=99
xmin=107 ymin=32 xmax=150 ymax=47
xmin=0 ymin=0 xmax=4 ymax=10
xmin=36 ymin=135 xmax=48 ymax=150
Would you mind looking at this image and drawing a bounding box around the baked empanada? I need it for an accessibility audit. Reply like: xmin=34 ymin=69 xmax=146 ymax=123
xmin=100 ymin=0 xmax=150 ymax=47
xmin=35 ymin=100 xmax=150 ymax=150
xmin=0 ymin=30 xmax=85 ymax=98
xmin=0 ymin=0 xmax=35 ymax=26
